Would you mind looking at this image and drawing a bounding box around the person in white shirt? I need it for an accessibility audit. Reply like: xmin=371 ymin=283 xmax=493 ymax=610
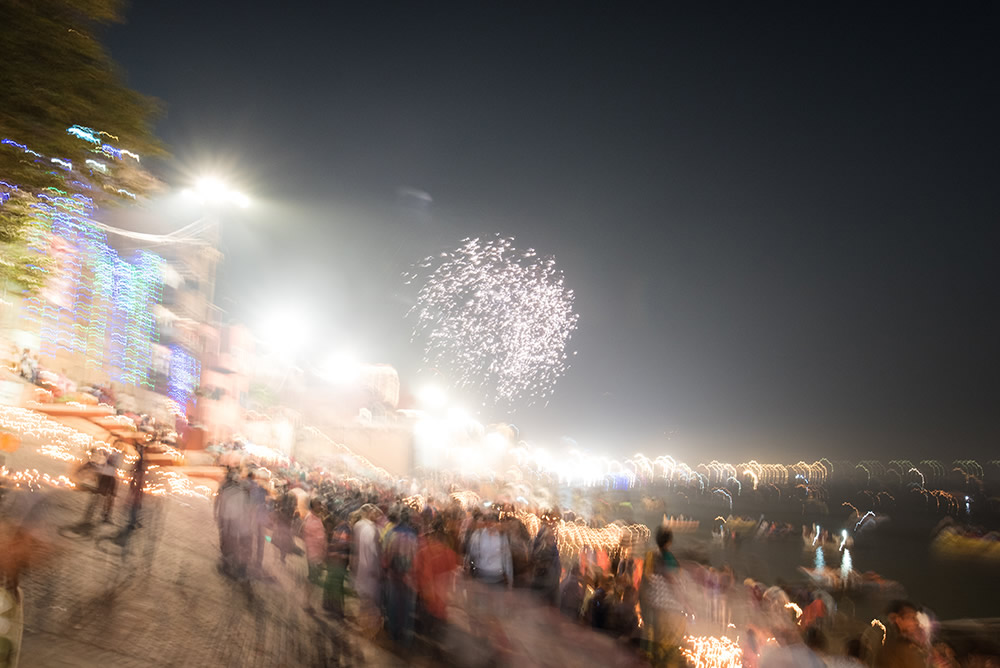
xmin=352 ymin=504 xmax=382 ymax=638
xmin=467 ymin=513 xmax=513 ymax=587
xmin=465 ymin=512 xmax=514 ymax=631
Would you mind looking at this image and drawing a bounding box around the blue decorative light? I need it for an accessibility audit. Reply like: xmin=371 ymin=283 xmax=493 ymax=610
xmin=167 ymin=345 xmax=201 ymax=410
xmin=67 ymin=125 xmax=100 ymax=144
xmin=2 ymin=138 xmax=42 ymax=158
xmin=100 ymin=144 xmax=122 ymax=160
xmin=0 ymin=180 xmax=16 ymax=205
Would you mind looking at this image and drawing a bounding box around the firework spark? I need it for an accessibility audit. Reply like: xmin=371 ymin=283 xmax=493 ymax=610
xmin=408 ymin=236 xmax=578 ymax=405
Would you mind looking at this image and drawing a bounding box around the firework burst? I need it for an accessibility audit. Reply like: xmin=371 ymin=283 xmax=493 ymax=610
xmin=408 ymin=236 xmax=578 ymax=406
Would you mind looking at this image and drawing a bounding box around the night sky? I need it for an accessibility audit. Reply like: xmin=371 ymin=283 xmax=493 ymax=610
xmin=105 ymin=2 xmax=999 ymax=461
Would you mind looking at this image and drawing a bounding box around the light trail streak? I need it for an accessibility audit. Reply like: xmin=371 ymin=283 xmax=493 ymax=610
xmin=855 ymin=511 xmax=876 ymax=531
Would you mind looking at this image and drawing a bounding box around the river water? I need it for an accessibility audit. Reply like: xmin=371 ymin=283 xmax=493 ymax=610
xmin=664 ymin=518 xmax=1000 ymax=621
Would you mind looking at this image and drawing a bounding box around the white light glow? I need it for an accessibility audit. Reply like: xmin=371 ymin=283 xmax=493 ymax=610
xmin=418 ymin=384 xmax=449 ymax=411
xmin=192 ymin=176 xmax=251 ymax=208
xmin=320 ymin=351 xmax=362 ymax=385
xmin=258 ymin=308 xmax=310 ymax=354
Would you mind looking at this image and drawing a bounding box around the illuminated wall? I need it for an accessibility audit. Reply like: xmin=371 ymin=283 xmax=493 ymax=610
xmin=20 ymin=191 xmax=164 ymax=386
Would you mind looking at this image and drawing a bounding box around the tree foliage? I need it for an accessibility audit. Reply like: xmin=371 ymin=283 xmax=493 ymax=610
xmin=0 ymin=0 xmax=165 ymax=292
xmin=0 ymin=0 xmax=164 ymax=183
xmin=0 ymin=192 xmax=51 ymax=293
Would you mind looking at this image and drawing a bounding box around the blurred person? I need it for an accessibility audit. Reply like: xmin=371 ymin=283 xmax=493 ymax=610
xmin=640 ymin=527 xmax=686 ymax=667
xmin=559 ymin=562 xmax=586 ymax=621
xmin=616 ymin=539 xmax=645 ymax=593
xmin=246 ymin=470 xmax=268 ymax=570
xmin=352 ymin=504 xmax=383 ymax=638
xmin=379 ymin=505 xmax=399 ymax=618
xmin=301 ymin=498 xmax=327 ymax=613
xmin=877 ymin=600 xmax=930 ymax=668
xmin=530 ymin=514 xmax=561 ymax=606
xmin=588 ymin=574 xmax=614 ymax=631
xmin=466 ymin=512 xmax=513 ymax=589
xmin=272 ymin=481 xmax=301 ymax=563
xmin=463 ymin=508 xmax=482 ymax=542
xmin=0 ymin=503 xmax=50 ymax=590
xmin=805 ymin=626 xmax=828 ymax=654
xmin=503 ymin=511 xmax=533 ymax=587
xmin=415 ymin=516 xmax=459 ymax=647
xmin=801 ymin=591 xmax=829 ymax=629
xmin=18 ymin=348 xmax=37 ymax=383
xmin=214 ymin=469 xmax=251 ymax=578
xmin=323 ymin=511 xmax=352 ymax=618
xmin=465 ymin=511 xmax=514 ymax=635
xmin=82 ymin=443 xmax=122 ymax=525
xmin=381 ymin=505 xmax=399 ymax=550
xmin=611 ymin=585 xmax=641 ymax=644
xmin=125 ymin=441 xmax=147 ymax=531
xmin=1 ymin=488 xmax=60 ymax=668
xmin=288 ymin=476 xmax=311 ymax=518
xmin=384 ymin=507 xmax=419 ymax=648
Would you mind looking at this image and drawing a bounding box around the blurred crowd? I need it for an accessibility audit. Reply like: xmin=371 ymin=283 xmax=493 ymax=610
xmin=205 ymin=456 xmax=978 ymax=668
xmin=9 ymin=345 xmax=118 ymax=407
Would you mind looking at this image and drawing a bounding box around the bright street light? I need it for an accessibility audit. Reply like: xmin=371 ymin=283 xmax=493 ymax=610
xmin=183 ymin=176 xmax=251 ymax=208
xmin=257 ymin=308 xmax=310 ymax=356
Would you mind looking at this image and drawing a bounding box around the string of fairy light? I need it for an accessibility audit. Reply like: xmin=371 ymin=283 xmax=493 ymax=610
xmin=167 ymin=345 xmax=201 ymax=407
xmin=3 ymin=126 xmax=172 ymax=391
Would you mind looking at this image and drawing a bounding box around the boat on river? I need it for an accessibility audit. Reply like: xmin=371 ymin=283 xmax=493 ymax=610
xmin=932 ymin=527 xmax=1000 ymax=560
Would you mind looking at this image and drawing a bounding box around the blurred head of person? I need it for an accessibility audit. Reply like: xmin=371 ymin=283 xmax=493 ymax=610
xmin=886 ymin=600 xmax=922 ymax=641
xmin=541 ymin=507 xmax=561 ymax=524
xmin=655 ymin=526 xmax=674 ymax=553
